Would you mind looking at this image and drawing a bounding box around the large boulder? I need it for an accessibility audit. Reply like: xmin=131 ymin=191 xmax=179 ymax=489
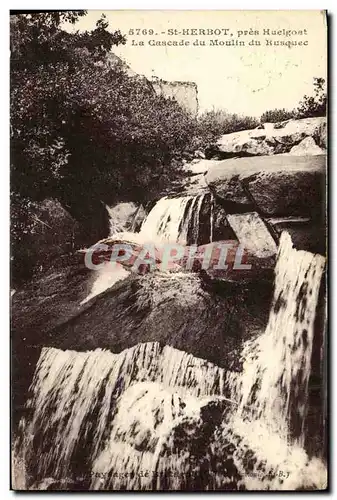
xmin=289 ymin=136 xmax=325 ymax=156
xmin=313 ymin=119 xmax=327 ymax=149
xmin=45 ymin=272 xmax=271 ymax=371
xmin=206 ymin=117 xmax=327 ymax=159
xmin=183 ymin=158 xmax=212 ymax=176
xmin=11 ymin=198 xmax=88 ymax=286
xmin=264 ymin=117 xmax=326 ymax=149
xmin=207 ymin=173 xmax=252 ymax=207
xmin=267 ymin=217 xmax=326 ymax=254
xmin=206 ymin=128 xmax=273 ymax=159
xmin=205 ymin=154 xmax=326 ymax=218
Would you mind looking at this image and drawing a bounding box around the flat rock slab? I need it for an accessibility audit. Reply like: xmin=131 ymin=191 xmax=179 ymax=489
xmin=205 ymin=154 xmax=326 ymax=217
xmin=207 ymin=117 xmax=327 ymax=158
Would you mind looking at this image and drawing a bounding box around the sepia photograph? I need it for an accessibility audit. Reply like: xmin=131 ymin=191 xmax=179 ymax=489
xmin=10 ymin=9 xmax=327 ymax=491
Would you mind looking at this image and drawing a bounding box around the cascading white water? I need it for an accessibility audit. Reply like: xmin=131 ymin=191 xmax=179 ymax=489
xmin=81 ymin=262 xmax=130 ymax=305
xmin=210 ymin=194 xmax=214 ymax=243
xmin=231 ymin=232 xmax=325 ymax=440
xmin=83 ymin=194 xmax=207 ymax=303
xmin=106 ymin=202 xmax=138 ymax=236
xmin=15 ymin=232 xmax=327 ymax=490
xmin=139 ymin=194 xmax=206 ymax=245
xmin=15 ymin=343 xmax=231 ymax=490
xmin=224 ymin=231 xmax=326 ymax=489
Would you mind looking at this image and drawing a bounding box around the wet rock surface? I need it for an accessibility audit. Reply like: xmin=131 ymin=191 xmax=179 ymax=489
xmin=267 ymin=218 xmax=326 ymax=255
xmin=47 ymin=271 xmax=272 ymax=370
xmin=12 ymin=116 xmax=327 ymax=491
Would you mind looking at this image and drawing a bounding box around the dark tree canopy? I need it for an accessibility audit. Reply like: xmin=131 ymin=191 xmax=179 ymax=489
xmin=10 ymin=11 xmax=201 ymax=283
xmin=11 ymin=12 xmax=199 ymax=207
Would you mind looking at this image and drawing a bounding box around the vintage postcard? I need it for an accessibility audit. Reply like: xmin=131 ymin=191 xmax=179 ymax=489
xmin=11 ymin=10 xmax=327 ymax=491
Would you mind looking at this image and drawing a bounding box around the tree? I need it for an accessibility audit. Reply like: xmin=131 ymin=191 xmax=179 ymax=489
xmin=296 ymin=77 xmax=327 ymax=118
xmin=260 ymin=77 xmax=327 ymax=124
xmin=10 ymin=11 xmax=200 ymax=283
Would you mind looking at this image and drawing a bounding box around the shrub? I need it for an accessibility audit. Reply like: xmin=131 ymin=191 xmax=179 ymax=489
xmin=194 ymin=109 xmax=259 ymax=148
xmin=261 ymin=108 xmax=296 ymax=124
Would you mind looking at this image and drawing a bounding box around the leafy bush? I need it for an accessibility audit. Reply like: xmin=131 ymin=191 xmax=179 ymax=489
xmin=261 ymin=108 xmax=296 ymax=124
xmin=195 ymin=109 xmax=259 ymax=148
xmin=11 ymin=13 xmax=199 ymax=207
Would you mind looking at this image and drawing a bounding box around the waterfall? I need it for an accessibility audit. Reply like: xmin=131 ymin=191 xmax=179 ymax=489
xmin=84 ymin=194 xmax=208 ymax=304
xmin=224 ymin=231 xmax=326 ymax=489
xmin=14 ymin=232 xmax=327 ymax=491
xmin=210 ymin=194 xmax=214 ymax=243
xmin=15 ymin=343 xmax=231 ymax=490
xmin=231 ymin=232 xmax=325 ymax=440
xmin=139 ymin=194 xmax=206 ymax=245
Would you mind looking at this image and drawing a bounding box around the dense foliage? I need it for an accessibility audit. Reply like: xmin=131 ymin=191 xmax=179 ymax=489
xmin=260 ymin=108 xmax=295 ymax=124
xmin=11 ymin=11 xmax=201 ymax=282
xmin=11 ymin=13 xmax=199 ymax=210
xmin=195 ymin=109 xmax=259 ymax=149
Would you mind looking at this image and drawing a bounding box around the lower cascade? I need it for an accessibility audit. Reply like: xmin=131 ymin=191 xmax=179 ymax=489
xmin=13 ymin=233 xmax=327 ymax=491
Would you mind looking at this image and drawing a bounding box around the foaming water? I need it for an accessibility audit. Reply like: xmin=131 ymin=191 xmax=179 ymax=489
xmin=81 ymin=230 xmax=150 ymax=303
xmin=139 ymin=194 xmax=206 ymax=245
xmin=81 ymin=262 xmax=130 ymax=304
xmin=106 ymin=202 xmax=138 ymax=236
xmin=231 ymin=232 xmax=325 ymax=440
xmin=224 ymin=231 xmax=326 ymax=489
xmin=15 ymin=343 xmax=231 ymax=489
xmin=14 ymin=232 xmax=327 ymax=490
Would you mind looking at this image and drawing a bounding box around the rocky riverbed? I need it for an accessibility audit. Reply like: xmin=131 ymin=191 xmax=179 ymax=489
xmin=12 ymin=117 xmax=327 ymax=491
